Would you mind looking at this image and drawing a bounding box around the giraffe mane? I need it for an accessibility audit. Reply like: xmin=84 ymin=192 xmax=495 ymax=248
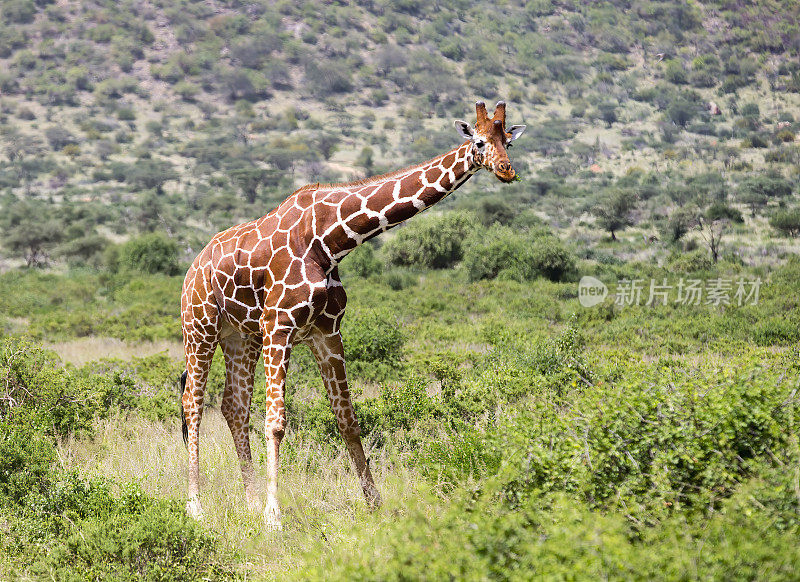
xmin=295 ymin=143 xmax=467 ymax=193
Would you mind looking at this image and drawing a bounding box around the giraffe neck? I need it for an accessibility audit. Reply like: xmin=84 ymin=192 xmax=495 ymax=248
xmin=316 ymin=142 xmax=478 ymax=264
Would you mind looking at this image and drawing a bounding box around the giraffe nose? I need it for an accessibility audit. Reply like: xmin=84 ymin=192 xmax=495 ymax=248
xmin=497 ymin=162 xmax=515 ymax=174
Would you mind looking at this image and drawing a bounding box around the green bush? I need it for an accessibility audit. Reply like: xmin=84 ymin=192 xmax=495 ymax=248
xmin=112 ymin=233 xmax=181 ymax=276
xmin=35 ymin=481 xmax=228 ymax=582
xmin=0 ymin=337 xmax=126 ymax=437
xmin=339 ymin=243 xmax=383 ymax=279
xmin=462 ymin=225 xmax=575 ymax=282
xmin=356 ymin=375 xmax=437 ymax=436
xmin=342 ymin=308 xmax=404 ymax=366
xmin=384 ymin=211 xmax=477 ymax=269
xmin=2 ymin=0 xmax=36 ymax=24
xmin=664 ymin=59 xmax=687 ymax=84
xmin=462 ymin=225 xmax=528 ymax=281
xmin=667 ymin=249 xmax=713 ymax=273
xmin=770 ymin=207 xmax=800 ymax=237
xmin=297 ymin=476 xmax=800 ymax=581
xmin=529 ymin=237 xmax=576 ymax=281
xmin=0 ymin=337 xmax=231 ymax=581
xmin=0 ymin=422 xmax=55 ymax=504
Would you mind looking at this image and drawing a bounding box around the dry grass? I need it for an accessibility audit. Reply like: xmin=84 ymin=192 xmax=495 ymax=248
xmin=57 ymin=409 xmax=423 ymax=580
xmin=45 ymin=337 xmax=183 ymax=365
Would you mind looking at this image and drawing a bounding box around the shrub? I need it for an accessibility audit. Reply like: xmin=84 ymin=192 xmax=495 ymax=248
xmin=113 ymin=233 xmax=180 ymax=276
xmin=664 ymin=59 xmax=687 ymax=84
xmin=2 ymin=0 xmax=36 ymax=24
xmin=304 ymin=60 xmax=353 ymax=96
xmin=764 ymin=146 xmax=800 ymax=163
xmin=0 ymin=422 xmax=55 ymax=504
xmin=381 ymin=269 xmax=414 ymax=290
xmin=340 ymin=243 xmax=383 ymax=279
xmin=45 ymin=126 xmax=79 ymax=150
xmin=0 ymin=338 xmax=126 ymax=437
xmin=667 ymin=249 xmax=713 ymax=273
xmin=341 ymin=308 xmax=404 ymax=366
xmin=384 ymin=211 xmax=477 ymax=269
xmin=462 ymin=225 xmax=530 ymax=281
xmin=35 ymin=485 xmax=228 ymax=582
xmin=529 ymin=237 xmax=576 ymax=282
xmin=173 ymin=80 xmax=200 ymax=101
xmin=475 ymin=196 xmax=515 ymax=226
xmin=462 ymin=225 xmax=575 ymax=282
xmin=741 ymin=134 xmax=769 ymax=148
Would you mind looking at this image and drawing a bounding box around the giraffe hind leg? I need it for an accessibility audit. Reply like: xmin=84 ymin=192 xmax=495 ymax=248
xmin=182 ymin=329 xmax=218 ymax=520
xmin=219 ymin=332 xmax=262 ymax=512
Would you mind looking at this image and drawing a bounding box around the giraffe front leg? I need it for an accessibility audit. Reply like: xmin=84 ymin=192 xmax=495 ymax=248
xmin=261 ymin=324 xmax=293 ymax=531
xmin=309 ymin=330 xmax=382 ymax=510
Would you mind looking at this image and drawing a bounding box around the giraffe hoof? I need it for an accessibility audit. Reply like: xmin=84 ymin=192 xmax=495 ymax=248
xmin=186 ymin=496 xmax=204 ymax=520
xmin=264 ymin=498 xmax=283 ymax=531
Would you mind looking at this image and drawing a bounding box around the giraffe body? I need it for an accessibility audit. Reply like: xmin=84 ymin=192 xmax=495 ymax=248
xmin=180 ymin=101 xmax=525 ymax=527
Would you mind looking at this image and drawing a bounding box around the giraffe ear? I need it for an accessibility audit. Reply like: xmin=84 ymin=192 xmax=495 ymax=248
xmin=508 ymin=124 xmax=526 ymax=142
xmin=454 ymin=119 xmax=474 ymax=141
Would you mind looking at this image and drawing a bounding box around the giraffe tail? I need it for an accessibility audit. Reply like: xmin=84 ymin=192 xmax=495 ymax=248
xmin=179 ymin=370 xmax=188 ymax=449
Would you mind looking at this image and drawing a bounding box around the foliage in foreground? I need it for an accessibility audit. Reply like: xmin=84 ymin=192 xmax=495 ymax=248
xmin=295 ymin=346 xmax=800 ymax=580
xmin=0 ymin=338 xmax=234 ymax=581
xmin=298 ymin=472 xmax=800 ymax=581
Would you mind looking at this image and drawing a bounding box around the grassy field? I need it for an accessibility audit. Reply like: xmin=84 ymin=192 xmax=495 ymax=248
xmin=1 ymin=253 xmax=799 ymax=579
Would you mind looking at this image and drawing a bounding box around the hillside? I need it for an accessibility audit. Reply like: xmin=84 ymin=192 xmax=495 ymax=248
xmin=1 ymin=0 xmax=799 ymax=269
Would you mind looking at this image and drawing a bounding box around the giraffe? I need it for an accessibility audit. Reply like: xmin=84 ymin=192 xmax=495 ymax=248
xmin=180 ymin=101 xmax=526 ymax=528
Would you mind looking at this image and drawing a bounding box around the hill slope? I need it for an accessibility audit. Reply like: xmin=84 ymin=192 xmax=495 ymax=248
xmin=0 ymin=0 xmax=799 ymax=265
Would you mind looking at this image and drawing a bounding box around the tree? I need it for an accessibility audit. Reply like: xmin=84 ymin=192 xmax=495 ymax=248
xmin=311 ymin=133 xmax=339 ymax=160
xmin=769 ymin=208 xmax=800 ymax=237
xmin=662 ymin=206 xmax=696 ymax=243
xmin=666 ymin=97 xmax=697 ymax=127
xmin=304 ymin=60 xmax=353 ymax=96
xmin=598 ymin=101 xmax=618 ymax=127
xmin=462 ymin=225 xmax=575 ymax=282
xmin=357 ymin=146 xmax=374 ymax=175
xmin=230 ymin=166 xmax=274 ymax=204
xmin=0 ymin=199 xmax=63 ymax=267
xmin=697 ymin=203 xmax=743 ymax=263
xmin=738 ymin=174 xmax=793 ymax=216
xmin=592 ymin=189 xmax=637 ymax=241
xmin=45 ymin=126 xmax=78 ymax=150
xmin=125 ymin=159 xmax=178 ymax=194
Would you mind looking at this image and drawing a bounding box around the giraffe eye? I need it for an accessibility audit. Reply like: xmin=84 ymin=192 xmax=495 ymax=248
xmin=475 ymin=141 xmax=485 ymax=149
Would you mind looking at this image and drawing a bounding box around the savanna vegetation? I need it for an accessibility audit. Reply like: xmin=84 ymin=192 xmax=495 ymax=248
xmin=1 ymin=0 xmax=800 ymax=580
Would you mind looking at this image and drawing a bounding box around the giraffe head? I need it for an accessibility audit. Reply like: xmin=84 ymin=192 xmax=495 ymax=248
xmin=454 ymin=101 xmax=526 ymax=183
